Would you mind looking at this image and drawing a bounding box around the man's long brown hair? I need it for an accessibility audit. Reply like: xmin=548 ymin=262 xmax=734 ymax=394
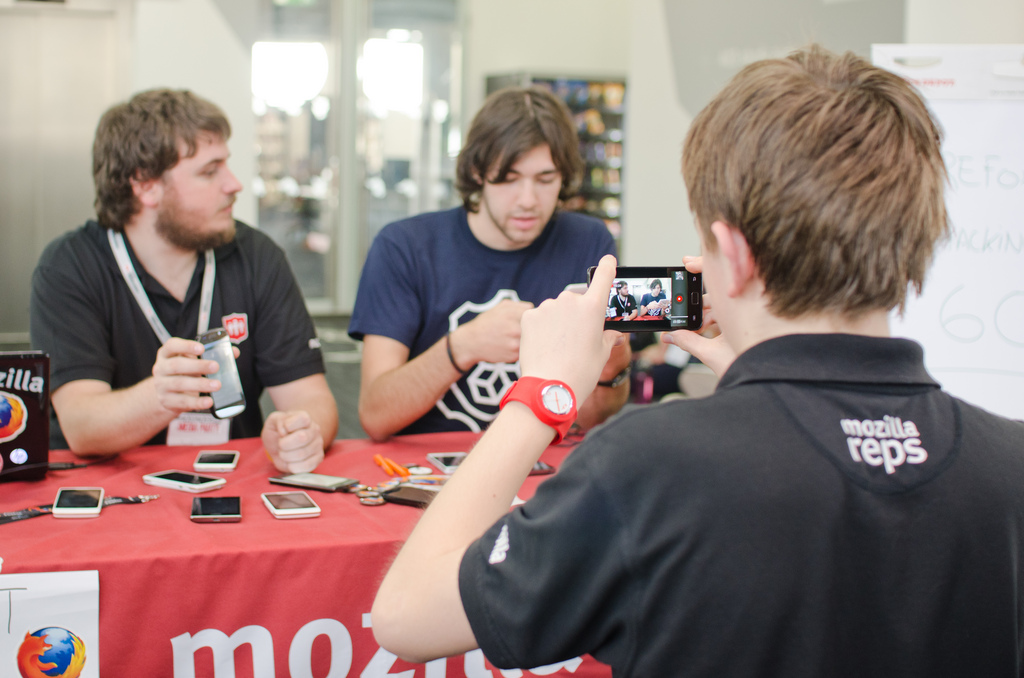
xmin=456 ymin=86 xmax=583 ymax=212
xmin=93 ymin=89 xmax=231 ymax=231
xmin=683 ymin=45 xmax=948 ymax=317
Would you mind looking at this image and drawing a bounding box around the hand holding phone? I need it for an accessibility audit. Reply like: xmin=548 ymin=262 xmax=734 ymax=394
xmin=197 ymin=328 xmax=245 ymax=419
xmin=588 ymin=265 xmax=703 ymax=332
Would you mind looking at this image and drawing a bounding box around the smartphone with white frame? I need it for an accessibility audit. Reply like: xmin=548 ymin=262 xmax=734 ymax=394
xmin=52 ymin=487 xmax=104 ymax=518
xmin=193 ymin=450 xmax=240 ymax=472
xmin=427 ymin=451 xmax=554 ymax=476
xmin=262 ymin=491 xmax=321 ymax=519
xmin=143 ymin=470 xmax=227 ymax=493
xmin=190 ymin=496 xmax=242 ymax=523
xmin=426 ymin=452 xmax=467 ymax=474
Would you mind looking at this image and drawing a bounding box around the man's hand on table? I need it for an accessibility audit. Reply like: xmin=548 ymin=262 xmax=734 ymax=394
xmin=262 ymin=410 xmax=324 ymax=473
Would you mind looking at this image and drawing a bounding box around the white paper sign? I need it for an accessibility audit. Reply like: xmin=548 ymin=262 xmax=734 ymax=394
xmin=0 ymin=571 xmax=99 ymax=678
xmin=166 ymin=412 xmax=230 ymax=446
xmin=873 ymin=45 xmax=1024 ymax=420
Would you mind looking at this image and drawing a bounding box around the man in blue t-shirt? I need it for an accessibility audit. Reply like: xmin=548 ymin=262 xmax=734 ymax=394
xmin=349 ymin=87 xmax=630 ymax=440
xmin=639 ymin=279 xmax=669 ymax=317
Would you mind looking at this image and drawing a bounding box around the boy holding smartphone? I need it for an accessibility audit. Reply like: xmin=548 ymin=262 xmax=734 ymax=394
xmin=372 ymin=45 xmax=1024 ymax=676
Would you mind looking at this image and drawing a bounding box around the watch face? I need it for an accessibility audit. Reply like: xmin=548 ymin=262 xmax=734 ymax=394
xmin=540 ymin=384 xmax=574 ymax=415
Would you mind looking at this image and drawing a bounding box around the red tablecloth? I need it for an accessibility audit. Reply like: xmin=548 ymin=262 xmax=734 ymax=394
xmin=0 ymin=432 xmax=611 ymax=677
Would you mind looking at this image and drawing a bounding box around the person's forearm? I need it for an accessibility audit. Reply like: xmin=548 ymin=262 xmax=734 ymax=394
xmin=372 ymin=403 xmax=553 ymax=661
xmin=574 ymin=340 xmax=631 ymax=430
xmin=293 ymin=395 xmax=338 ymax=448
xmin=56 ymin=379 xmax=177 ymax=455
xmin=575 ymin=380 xmax=630 ymax=430
xmin=359 ymin=338 xmax=460 ymax=441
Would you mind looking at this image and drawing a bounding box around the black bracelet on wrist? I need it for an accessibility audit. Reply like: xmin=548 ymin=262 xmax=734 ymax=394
xmin=597 ymin=364 xmax=632 ymax=388
xmin=446 ymin=333 xmax=469 ymax=375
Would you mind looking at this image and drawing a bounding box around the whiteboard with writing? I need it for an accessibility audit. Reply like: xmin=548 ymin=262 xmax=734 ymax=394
xmin=873 ymin=45 xmax=1024 ymax=420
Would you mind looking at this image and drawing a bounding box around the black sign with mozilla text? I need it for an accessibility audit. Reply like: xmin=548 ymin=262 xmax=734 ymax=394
xmin=0 ymin=351 xmax=49 ymax=482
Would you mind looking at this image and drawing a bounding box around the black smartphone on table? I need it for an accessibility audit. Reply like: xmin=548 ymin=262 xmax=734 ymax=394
xmin=589 ymin=266 xmax=703 ymax=332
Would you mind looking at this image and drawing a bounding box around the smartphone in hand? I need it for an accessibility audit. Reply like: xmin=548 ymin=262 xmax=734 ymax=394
xmin=588 ymin=266 xmax=703 ymax=332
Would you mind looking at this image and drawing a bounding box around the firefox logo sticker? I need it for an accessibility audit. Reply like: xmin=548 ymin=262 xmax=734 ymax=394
xmin=17 ymin=627 xmax=87 ymax=678
xmin=0 ymin=390 xmax=27 ymax=444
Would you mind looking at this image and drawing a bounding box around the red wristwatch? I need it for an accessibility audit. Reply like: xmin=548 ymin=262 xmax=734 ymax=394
xmin=499 ymin=377 xmax=577 ymax=444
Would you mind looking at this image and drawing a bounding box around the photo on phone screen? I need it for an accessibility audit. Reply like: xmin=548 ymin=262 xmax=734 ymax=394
xmin=589 ymin=266 xmax=703 ymax=332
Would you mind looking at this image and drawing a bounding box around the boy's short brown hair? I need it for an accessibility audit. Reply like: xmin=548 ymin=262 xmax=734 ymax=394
xmin=456 ymin=86 xmax=583 ymax=211
xmin=93 ymin=89 xmax=231 ymax=231
xmin=682 ymin=44 xmax=948 ymax=316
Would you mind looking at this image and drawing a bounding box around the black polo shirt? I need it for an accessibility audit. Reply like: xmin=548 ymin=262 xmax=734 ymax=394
xmin=460 ymin=334 xmax=1024 ymax=677
xmin=608 ymin=292 xmax=637 ymax=318
xmin=30 ymin=220 xmax=325 ymax=448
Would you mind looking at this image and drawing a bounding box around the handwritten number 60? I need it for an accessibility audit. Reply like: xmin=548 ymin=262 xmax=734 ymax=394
xmin=941 ymin=285 xmax=1024 ymax=345
xmin=940 ymin=285 xmax=985 ymax=343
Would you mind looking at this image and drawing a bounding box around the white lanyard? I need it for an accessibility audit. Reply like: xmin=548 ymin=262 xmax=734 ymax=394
xmin=108 ymin=230 xmax=216 ymax=344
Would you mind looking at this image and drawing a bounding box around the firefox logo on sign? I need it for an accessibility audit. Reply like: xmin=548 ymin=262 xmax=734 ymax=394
xmin=0 ymin=391 xmax=27 ymax=444
xmin=17 ymin=627 xmax=87 ymax=678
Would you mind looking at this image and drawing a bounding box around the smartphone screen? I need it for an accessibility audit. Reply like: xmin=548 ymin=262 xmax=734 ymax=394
xmin=154 ymin=471 xmax=219 ymax=485
xmin=143 ymin=470 xmax=227 ymax=493
xmin=589 ymin=266 xmax=703 ymax=332
xmin=262 ymin=491 xmax=321 ymax=518
xmin=427 ymin=453 xmax=465 ymax=472
xmin=54 ymin=488 xmax=102 ymax=507
xmin=53 ymin=487 xmax=104 ymax=518
xmin=191 ymin=496 xmax=242 ymax=522
xmin=198 ymin=328 xmax=245 ymax=419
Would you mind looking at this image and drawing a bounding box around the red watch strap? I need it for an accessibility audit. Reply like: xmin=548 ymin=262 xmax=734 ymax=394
xmin=499 ymin=377 xmax=577 ymax=444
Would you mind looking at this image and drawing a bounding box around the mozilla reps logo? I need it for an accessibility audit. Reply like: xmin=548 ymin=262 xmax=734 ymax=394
xmin=841 ymin=415 xmax=928 ymax=475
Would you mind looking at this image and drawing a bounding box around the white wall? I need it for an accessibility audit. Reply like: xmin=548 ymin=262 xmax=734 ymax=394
xmin=132 ymin=0 xmax=257 ymax=226
xmin=462 ymin=0 xmax=630 ymax=116
xmin=620 ymin=0 xmax=1024 ymax=265
xmin=906 ymin=0 xmax=1024 ymax=43
xmin=620 ymin=0 xmax=695 ymax=264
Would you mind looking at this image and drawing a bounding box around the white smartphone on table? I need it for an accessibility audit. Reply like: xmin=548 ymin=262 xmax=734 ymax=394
xmin=426 ymin=452 xmax=467 ymax=474
xmin=52 ymin=487 xmax=105 ymax=518
xmin=262 ymin=491 xmax=321 ymax=519
xmin=143 ymin=470 xmax=227 ymax=493
xmin=193 ymin=450 xmax=240 ymax=472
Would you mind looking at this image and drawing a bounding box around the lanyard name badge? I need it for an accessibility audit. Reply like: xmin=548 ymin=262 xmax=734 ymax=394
xmin=108 ymin=230 xmax=230 ymax=445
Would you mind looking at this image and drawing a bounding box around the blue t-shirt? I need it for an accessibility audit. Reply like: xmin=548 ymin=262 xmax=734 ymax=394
xmin=639 ymin=291 xmax=667 ymax=316
xmin=349 ymin=207 xmax=616 ymax=435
